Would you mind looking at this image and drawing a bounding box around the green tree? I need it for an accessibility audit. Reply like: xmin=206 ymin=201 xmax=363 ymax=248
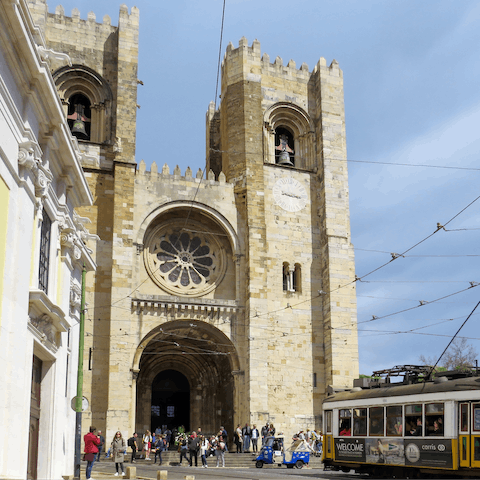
xmin=419 ymin=337 xmax=478 ymax=371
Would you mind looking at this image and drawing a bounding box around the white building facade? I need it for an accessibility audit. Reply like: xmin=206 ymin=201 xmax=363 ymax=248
xmin=0 ymin=1 xmax=96 ymax=479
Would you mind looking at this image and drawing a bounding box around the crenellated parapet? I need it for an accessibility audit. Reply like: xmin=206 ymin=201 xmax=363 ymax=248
xmin=41 ymin=4 xmax=139 ymax=77
xmin=221 ymin=37 xmax=341 ymax=86
xmin=136 ymin=160 xmax=230 ymax=187
xmin=220 ymin=37 xmax=342 ymax=104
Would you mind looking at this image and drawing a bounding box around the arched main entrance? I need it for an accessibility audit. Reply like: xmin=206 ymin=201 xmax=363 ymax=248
xmin=134 ymin=320 xmax=239 ymax=439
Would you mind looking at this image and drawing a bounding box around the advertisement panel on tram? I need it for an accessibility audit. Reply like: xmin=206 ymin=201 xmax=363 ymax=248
xmin=334 ymin=438 xmax=452 ymax=468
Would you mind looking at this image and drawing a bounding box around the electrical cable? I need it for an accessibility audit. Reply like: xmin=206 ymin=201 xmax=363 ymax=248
xmin=426 ymin=300 xmax=480 ymax=379
xmin=208 ymin=148 xmax=480 ymax=172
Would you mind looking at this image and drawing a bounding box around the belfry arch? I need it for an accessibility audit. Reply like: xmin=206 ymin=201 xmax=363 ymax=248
xmin=133 ymin=320 xmax=240 ymax=436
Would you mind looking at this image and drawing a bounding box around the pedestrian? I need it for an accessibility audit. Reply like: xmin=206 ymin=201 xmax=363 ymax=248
xmin=142 ymin=430 xmax=152 ymax=460
xmin=95 ymin=430 xmax=105 ymax=462
xmin=215 ymin=435 xmax=226 ymax=467
xmin=188 ymin=432 xmax=200 ymax=467
xmin=200 ymin=435 xmax=209 ymax=468
xmin=127 ymin=432 xmax=138 ymax=463
xmin=178 ymin=435 xmax=188 ymax=465
xmin=154 ymin=435 xmax=165 ymax=465
xmin=220 ymin=426 xmax=228 ymax=452
xmin=84 ymin=426 xmax=100 ymax=480
xmin=234 ymin=424 xmax=242 ymax=453
xmin=251 ymin=424 xmax=259 ymax=452
xmin=261 ymin=422 xmax=269 ymax=445
xmin=111 ymin=431 xmax=126 ymax=476
xmin=242 ymin=423 xmax=252 ymax=453
xmin=165 ymin=428 xmax=172 ymax=449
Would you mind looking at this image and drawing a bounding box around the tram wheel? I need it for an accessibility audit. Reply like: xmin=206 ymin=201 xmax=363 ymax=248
xmin=255 ymin=460 xmax=264 ymax=468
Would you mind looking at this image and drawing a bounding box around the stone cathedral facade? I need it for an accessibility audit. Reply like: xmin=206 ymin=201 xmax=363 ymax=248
xmin=30 ymin=1 xmax=358 ymax=441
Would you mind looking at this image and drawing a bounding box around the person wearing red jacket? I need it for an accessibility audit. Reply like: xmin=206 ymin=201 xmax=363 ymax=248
xmin=84 ymin=426 xmax=100 ymax=479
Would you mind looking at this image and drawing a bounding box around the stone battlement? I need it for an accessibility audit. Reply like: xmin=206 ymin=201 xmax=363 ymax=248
xmin=48 ymin=3 xmax=139 ymax=28
xmin=137 ymin=160 xmax=231 ymax=187
xmin=222 ymin=37 xmax=341 ymax=82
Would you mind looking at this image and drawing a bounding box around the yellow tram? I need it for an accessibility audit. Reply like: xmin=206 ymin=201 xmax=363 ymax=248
xmin=322 ymin=366 xmax=480 ymax=477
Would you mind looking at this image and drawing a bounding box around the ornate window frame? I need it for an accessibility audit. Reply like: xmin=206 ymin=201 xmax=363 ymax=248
xmin=264 ymin=102 xmax=314 ymax=170
xmin=53 ymin=65 xmax=113 ymax=144
xmin=38 ymin=208 xmax=52 ymax=293
xmin=143 ymin=219 xmax=227 ymax=297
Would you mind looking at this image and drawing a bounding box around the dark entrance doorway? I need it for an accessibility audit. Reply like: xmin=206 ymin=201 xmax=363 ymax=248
xmin=151 ymin=370 xmax=190 ymax=432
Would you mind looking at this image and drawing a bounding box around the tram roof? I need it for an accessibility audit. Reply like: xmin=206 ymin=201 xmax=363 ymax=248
xmin=323 ymin=375 xmax=480 ymax=404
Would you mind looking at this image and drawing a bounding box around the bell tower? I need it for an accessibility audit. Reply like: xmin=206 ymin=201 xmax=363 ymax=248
xmin=207 ymin=38 xmax=358 ymax=429
xmin=29 ymin=0 xmax=141 ymax=436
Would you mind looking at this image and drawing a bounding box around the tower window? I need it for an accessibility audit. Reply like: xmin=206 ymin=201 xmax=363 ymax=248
xmin=38 ymin=209 xmax=52 ymax=294
xmin=275 ymin=127 xmax=295 ymax=166
xmin=67 ymin=93 xmax=91 ymax=140
xmin=283 ymin=262 xmax=289 ymax=291
xmin=293 ymin=263 xmax=301 ymax=292
xmin=283 ymin=262 xmax=300 ymax=293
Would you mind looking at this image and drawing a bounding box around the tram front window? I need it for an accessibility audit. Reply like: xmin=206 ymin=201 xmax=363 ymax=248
xmin=325 ymin=410 xmax=332 ymax=433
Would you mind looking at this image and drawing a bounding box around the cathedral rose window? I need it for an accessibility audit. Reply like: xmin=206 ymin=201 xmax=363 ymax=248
xmin=144 ymin=220 xmax=226 ymax=296
xmin=157 ymin=232 xmax=214 ymax=286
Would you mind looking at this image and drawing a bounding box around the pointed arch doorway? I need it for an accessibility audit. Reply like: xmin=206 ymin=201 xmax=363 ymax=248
xmin=134 ymin=320 xmax=239 ymax=438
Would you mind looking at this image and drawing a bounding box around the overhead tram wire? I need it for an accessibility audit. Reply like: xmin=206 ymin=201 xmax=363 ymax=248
xmin=348 ymin=159 xmax=480 ymax=171
xmin=426 ymin=300 xmax=480 ymax=380
xmin=331 ymin=191 xmax=480 ymax=295
xmin=355 ymin=248 xmax=480 ymax=258
xmin=353 ymin=283 xmax=480 ymax=327
xmin=209 ymin=148 xmax=480 ymax=172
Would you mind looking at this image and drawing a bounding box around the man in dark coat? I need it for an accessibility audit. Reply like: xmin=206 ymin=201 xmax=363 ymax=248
xmin=127 ymin=432 xmax=138 ymax=463
xmin=188 ymin=433 xmax=200 ymax=467
xmin=96 ymin=430 xmax=105 ymax=461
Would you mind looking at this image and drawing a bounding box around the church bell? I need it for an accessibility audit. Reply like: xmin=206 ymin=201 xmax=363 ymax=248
xmin=275 ymin=133 xmax=294 ymax=166
xmin=71 ymin=118 xmax=88 ymax=139
xmin=277 ymin=150 xmax=294 ymax=166
xmin=68 ymin=102 xmax=90 ymax=140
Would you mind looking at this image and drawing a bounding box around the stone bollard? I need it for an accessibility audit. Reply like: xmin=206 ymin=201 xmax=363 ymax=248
xmin=126 ymin=466 xmax=136 ymax=479
xmin=183 ymin=476 xmax=195 ymax=480
xmin=157 ymin=471 xmax=168 ymax=480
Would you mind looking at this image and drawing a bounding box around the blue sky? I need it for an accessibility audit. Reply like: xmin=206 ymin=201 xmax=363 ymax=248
xmin=53 ymin=0 xmax=480 ymax=376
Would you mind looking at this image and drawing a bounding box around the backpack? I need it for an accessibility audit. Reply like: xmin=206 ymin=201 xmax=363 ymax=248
xmin=127 ymin=437 xmax=135 ymax=448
